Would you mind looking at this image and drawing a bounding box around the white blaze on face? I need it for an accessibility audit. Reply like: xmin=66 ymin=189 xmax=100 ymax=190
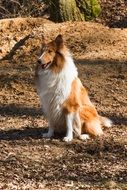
xmin=39 ymin=47 xmax=47 ymax=64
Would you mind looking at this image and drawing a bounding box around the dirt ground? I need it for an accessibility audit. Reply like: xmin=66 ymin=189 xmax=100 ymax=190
xmin=0 ymin=18 xmax=127 ymax=189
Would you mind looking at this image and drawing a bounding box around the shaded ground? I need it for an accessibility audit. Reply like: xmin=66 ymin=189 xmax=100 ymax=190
xmin=99 ymin=0 xmax=127 ymax=28
xmin=0 ymin=18 xmax=127 ymax=189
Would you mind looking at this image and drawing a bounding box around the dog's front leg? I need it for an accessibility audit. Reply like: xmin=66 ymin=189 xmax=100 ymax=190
xmin=43 ymin=124 xmax=54 ymax=138
xmin=63 ymin=113 xmax=73 ymax=142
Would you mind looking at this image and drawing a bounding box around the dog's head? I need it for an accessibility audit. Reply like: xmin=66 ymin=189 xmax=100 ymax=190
xmin=38 ymin=35 xmax=66 ymax=72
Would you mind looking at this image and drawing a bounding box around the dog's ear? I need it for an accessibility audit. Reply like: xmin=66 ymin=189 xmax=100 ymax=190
xmin=55 ymin=35 xmax=63 ymax=49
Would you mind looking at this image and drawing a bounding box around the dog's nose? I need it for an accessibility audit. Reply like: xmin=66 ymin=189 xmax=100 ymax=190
xmin=37 ymin=59 xmax=42 ymax=64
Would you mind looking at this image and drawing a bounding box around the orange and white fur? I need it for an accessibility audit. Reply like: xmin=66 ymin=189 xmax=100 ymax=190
xmin=35 ymin=35 xmax=112 ymax=142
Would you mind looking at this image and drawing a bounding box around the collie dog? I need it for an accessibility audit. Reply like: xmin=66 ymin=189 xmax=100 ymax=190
xmin=35 ymin=35 xmax=112 ymax=142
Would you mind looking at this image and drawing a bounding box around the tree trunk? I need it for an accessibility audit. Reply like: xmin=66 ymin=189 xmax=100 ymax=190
xmin=47 ymin=0 xmax=101 ymax=22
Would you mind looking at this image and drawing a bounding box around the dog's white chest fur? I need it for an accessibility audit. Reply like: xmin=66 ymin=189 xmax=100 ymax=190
xmin=37 ymin=55 xmax=78 ymax=127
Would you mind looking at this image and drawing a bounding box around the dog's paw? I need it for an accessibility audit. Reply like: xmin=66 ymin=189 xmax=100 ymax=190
xmin=63 ymin=136 xmax=73 ymax=142
xmin=79 ymin=134 xmax=90 ymax=140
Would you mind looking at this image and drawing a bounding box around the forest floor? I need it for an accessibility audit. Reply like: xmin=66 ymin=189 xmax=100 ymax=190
xmin=0 ymin=18 xmax=127 ymax=189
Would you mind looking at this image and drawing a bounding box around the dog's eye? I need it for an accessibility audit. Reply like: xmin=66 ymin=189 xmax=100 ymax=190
xmin=48 ymin=50 xmax=53 ymax=53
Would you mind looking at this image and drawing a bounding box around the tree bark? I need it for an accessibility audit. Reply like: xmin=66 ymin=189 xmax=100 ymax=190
xmin=47 ymin=0 xmax=101 ymax=22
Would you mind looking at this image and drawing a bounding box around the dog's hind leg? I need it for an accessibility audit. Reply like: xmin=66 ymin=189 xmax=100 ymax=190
xmin=80 ymin=105 xmax=104 ymax=138
xmin=83 ymin=119 xmax=103 ymax=137
xmin=69 ymin=111 xmax=90 ymax=141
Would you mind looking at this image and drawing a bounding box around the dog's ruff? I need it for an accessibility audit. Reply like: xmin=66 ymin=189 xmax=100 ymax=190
xmin=35 ymin=35 xmax=112 ymax=141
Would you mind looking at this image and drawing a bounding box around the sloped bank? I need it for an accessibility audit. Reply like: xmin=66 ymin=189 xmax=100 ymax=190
xmin=0 ymin=17 xmax=127 ymax=61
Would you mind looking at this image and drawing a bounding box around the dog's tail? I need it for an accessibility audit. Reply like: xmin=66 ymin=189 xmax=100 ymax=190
xmin=99 ymin=116 xmax=112 ymax=128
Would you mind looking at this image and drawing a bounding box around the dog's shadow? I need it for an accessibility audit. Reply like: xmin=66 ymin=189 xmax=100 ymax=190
xmin=0 ymin=127 xmax=48 ymax=141
xmin=0 ymin=127 xmax=66 ymax=141
xmin=0 ymin=103 xmax=126 ymax=141
xmin=0 ymin=104 xmax=65 ymax=141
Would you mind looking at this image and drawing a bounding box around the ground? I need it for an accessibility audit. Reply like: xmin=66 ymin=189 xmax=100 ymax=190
xmin=0 ymin=18 xmax=127 ymax=189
